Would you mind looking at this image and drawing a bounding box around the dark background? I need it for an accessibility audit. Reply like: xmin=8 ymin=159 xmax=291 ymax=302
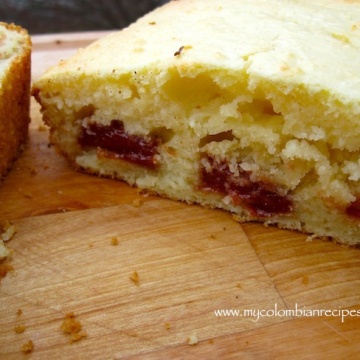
xmin=0 ymin=0 xmax=169 ymax=34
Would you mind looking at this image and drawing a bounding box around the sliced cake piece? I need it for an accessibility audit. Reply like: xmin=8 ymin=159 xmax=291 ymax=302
xmin=0 ymin=22 xmax=31 ymax=181
xmin=32 ymin=0 xmax=360 ymax=245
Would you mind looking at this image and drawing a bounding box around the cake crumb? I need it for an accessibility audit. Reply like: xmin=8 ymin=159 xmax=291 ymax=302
xmin=302 ymin=275 xmax=309 ymax=285
xmin=136 ymin=188 xmax=149 ymax=197
xmin=0 ymin=240 xmax=10 ymax=261
xmin=111 ymin=236 xmax=119 ymax=246
xmin=17 ymin=309 xmax=23 ymax=316
xmin=0 ymin=261 xmax=13 ymax=279
xmin=1 ymin=221 xmax=17 ymax=241
xmin=187 ymin=333 xmax=198 ymax=345
xmin=61 ymin=312 xmax=81 ymax=333
xmin=61 ymin=312 xmax=87 ymax=343
xmin=70 ymin=331 xmax=88 ymax=343
xmin=15 ymin=325 xmax=26 ymax=333
xmin=165 ymin=322 xmax=171 ymax=330
xmin=132 ymin=198 xmax=142 ymax=207
xmin=305 ymin=234 xmax=318 ymax=242
xmin=130 ymin=271 xmax=140 ymax=286
xmin=21 ymin=340 xmax=34 ymax=354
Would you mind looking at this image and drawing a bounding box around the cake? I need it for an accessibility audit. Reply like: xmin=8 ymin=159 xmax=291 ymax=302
xmin=32 ymin=0 xmax=360 ymax=245
xmin=0 ymin=22 xmax=31 ymax=181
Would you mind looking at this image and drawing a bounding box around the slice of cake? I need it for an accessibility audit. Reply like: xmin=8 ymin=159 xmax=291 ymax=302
xmin=32 ymin=0 xmax=360 ymax=245
xmin=0 ymin=22 xmax=31 ymax=180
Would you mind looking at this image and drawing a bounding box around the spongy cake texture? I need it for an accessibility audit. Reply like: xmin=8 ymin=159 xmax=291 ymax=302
xmin=0 ymin=22 xmax=31 ymax=180
xmin=33 ymin=0 xmax=360 ymax=245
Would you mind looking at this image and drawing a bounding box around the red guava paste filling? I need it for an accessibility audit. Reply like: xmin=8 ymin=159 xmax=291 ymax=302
xmin=346 ymin=198 xmax=360 ymax=218
xmin=199 ymin=155 xmax=293 ymax=217
xmin=78 ymin=120 xmax=160 ymax=169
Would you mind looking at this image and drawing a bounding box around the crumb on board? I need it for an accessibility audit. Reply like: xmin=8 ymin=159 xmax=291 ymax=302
xmin=306 ymin=234 xmax=318 ymax=242
xmin=165 ymin=322 xmax=171 ymax=330
xmin=21 ymin=340 xmax=34 ymax=354
xmin=17 ymin=309 xmax=23 ymax=316
xmin=61 ymin=312 xmax=87 ymax=343
xmin=61 ymin=312 xmax=81 ymax=333
xmin=15 ymin=325 xmax=26 ymax=334
xmin=136 ymin=188 xmax=149 ymax=197
xmin=70 ymin=331 xmax=88 ymax=343
xmin=0 ymin=240 xmax=10 ymax=261
xmin=111 ymin=236 xmax=119 ymax=246
xmin=132 ymin=198 xmax=142 ymax=207
xmin=130 ymin=271 xmax=140 ymax=286
xmin=187 ymin=333 xmax=198 ymax=345
xmin=0 ymin=261 xmax=13 ymax=279
xmin=1 ymin=221 xmax=17 ymax=241
xmin=302 ymin=275 xmax=309 ymax=285
xmin=0 ymin=221 xmax=17 ymax=264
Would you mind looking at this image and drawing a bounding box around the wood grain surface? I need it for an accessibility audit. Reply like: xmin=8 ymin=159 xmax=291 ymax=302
xmin=0 ymin=32 xmax=359 ymax=360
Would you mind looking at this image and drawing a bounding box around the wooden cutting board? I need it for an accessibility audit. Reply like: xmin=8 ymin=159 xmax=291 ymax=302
xmin=0 ymin=32 xmax=359 ymax=360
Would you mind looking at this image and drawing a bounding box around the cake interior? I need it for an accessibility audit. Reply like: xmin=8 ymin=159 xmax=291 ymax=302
xmin=35 ymin=64 xmax=360 ymax=244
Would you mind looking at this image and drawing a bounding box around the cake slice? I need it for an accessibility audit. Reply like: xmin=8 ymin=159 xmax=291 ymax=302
xmin=32 ymin=0 xmax=360 ymax=245
xmin=0 ymin=22 xmax=31 ymax=180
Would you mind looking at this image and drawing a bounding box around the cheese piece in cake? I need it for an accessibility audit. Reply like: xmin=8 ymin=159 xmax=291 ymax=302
xmin=0 ymin=22 xmax=31 ymax=181
xmin=32 ymin=0 xmax=360 ymax=245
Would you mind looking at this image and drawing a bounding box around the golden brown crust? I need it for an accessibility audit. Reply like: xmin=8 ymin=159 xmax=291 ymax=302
xmin=0 ymin=22 xmax=30 ymax=37
xmin=0 ymin=23 xmax=32 ymax=181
